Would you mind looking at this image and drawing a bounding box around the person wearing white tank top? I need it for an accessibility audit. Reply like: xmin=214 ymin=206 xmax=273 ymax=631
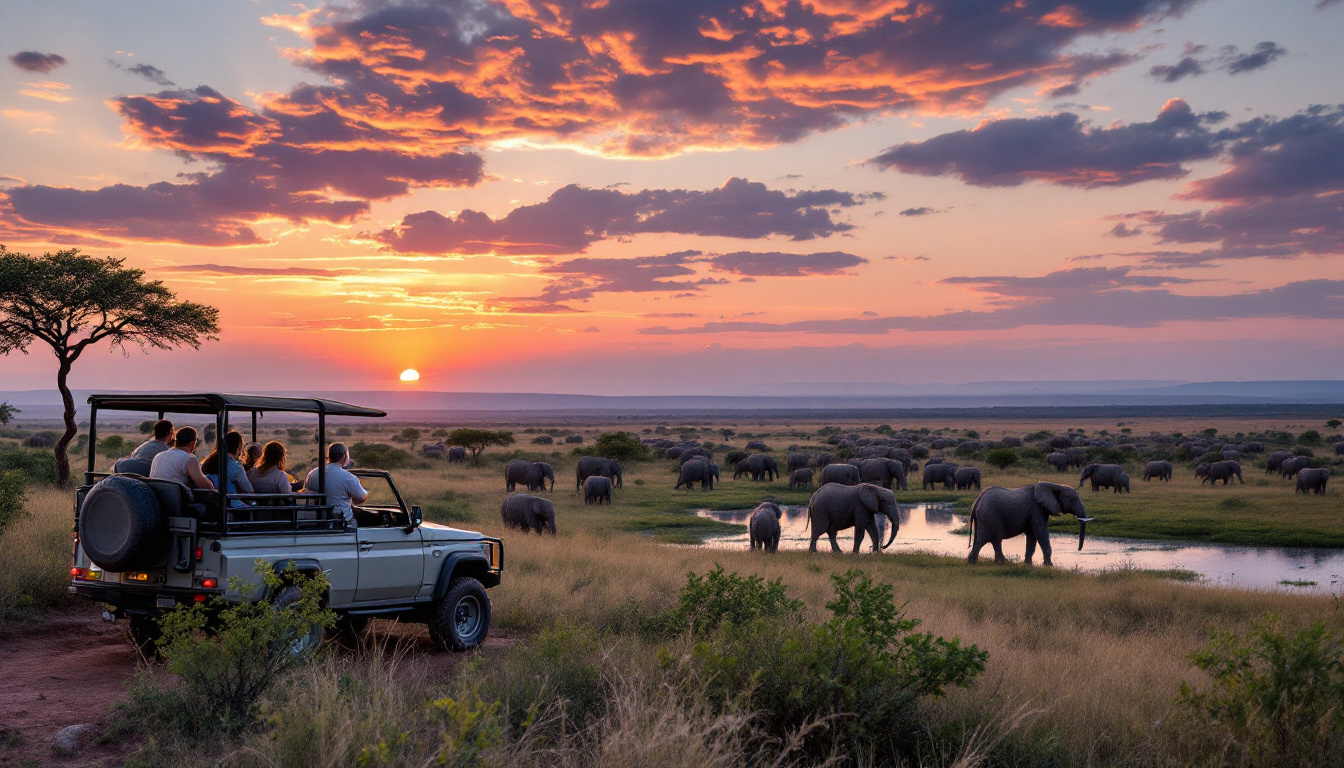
xmin=149 ymin=427 xmax=215 ymax=490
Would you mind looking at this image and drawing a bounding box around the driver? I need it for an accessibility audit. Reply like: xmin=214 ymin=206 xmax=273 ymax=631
xmin=302 ymin=442 xmax=367 ymax=525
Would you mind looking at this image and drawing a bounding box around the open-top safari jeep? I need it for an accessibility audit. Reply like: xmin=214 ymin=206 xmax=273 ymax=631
xmin=68 ymin=393 xmax=502 ymax=651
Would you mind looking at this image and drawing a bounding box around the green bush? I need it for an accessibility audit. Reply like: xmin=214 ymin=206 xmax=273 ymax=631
xmin=953 ymin=442 xmax=983 ymax=459
xmin=683 ymin=569 xmax=987 ymax=756
xmin=1018 ymin=446 xmax=1045 ymax=464
xmin=651 ymin=564 xmax=803 ymax=638
xmin=348 ymin=442 xmax=425 ymax=470
xmin=591 ymin=431 xmax=648 ymax=463
xmin=0 ymin=470 xmax=26 ymax=537
xmin=985 ymin=448 xmax=1019 ymax=469
xmin=0 ymin=447 xmax=58 ymax=485
xmin=530 ymin=435 xmax=553 ymax=445
xmin=1179 ymin=613 xmax=1344 ymax=767
xmin=1089 ymin=446 xmax=1129 ymax=465
xmin=1298 ymin=429 xmax=1323 ymax=446
xmin=146 ymin=562 xmax=335 ymax=735
xmin=463 ymin=619 xmax=606 ymax=735
xmin=98 ymin=434 xmax=128 ymax=459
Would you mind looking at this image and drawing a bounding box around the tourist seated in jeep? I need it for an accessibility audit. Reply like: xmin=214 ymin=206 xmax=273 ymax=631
xmin=302 ymin=442 xmax=366 ymax=525
xmin=202 ymin=430 xmax=253 ymax=502
xmin=131 ymin=419 xmax=175 ymax=462
xmin=149 ymin=426 xmax=215 ymax=490
xmin=247 ymin=440 xmax=293 ymax=496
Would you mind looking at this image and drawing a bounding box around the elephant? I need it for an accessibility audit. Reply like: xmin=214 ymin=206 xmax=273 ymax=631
xmin=680 ymin=447 xmax=713 ymax=464
xmin=737 ymin=453 xmax=779 ymax=481
xmin=852 ymin=458 xmax=908 ymax=490
xmin=447 ymin=446 xmax=467 ymax=463
xmin=1045 ymin=452 xmax=1069 ymax=472
xmin=1195 ymin=463 xmax=1211 ymax=482
xmin=505 ymin=460 xmax=555 ymax=492
xmin=1336 ymin=442 xmax=1344 ymax=456
xmin=1240 ymin=441 xmax=1265 ymax=454
xmin=1202 ymin=460 xmax=1243 ymax=485
xmin=1280 ymin=456 xmax=1313 ymax=479
xmin=1065 ymin=448 xmax=1088 ymax=469
xmin=921 ymin=462 xmax=958 ymax=490
xmin=664 ymin=447 xmax=684 ymax=460
xmin=421 ymin=441 xmax=447 ymax=460
xmin=1113 ymin=472 xmax=1130 ymax=493
xmin=953 ymin=466 xmax=982 ymax=491
xmin=1265 ymin=451 xmax=1294 ymax=473
xmin=1143 ymin=460 xmax=1173 ymax=481
xmin=676 ymin=459 xmax=718 ymax=490
xmin=1295 ymin=468 xmax=1330 ymax=495
xmin=967 ymin=482 xmax=1091 ymax=566
xmin=786 ymin=452 xmax=812 ymax=473
xmin=806 ymin=483 xmax=898 ymax=553
xmin=745 ymin=440 xmax=769 ymax=452
xmin=1078 ymin=463 xmax=1125 ymax=492
xmin=814 ymin=452 xmax=837 ymax=468
xmin=583 ymin=475 xmax=613 ymax=505
xmin=1046 ymin=435 xmax=1073 ymax=451
xmin=1221 ymin=450 xmax=1240 ymax=462
xmin=749 ymin=502 xmax=783 ymax=552
xmin=819 ymin=463 xmax=861 ymax=486
xmin=500 ymin=493 xmax=556 ymax=535
xmin=788 ymin=468 xmax=814 ymax=489
xmin=576 ymin=456 xmax=623 ymax=490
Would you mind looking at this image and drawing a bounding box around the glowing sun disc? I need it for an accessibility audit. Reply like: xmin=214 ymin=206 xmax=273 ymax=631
xmin=399 ymin=369 xmax=420 ymax=382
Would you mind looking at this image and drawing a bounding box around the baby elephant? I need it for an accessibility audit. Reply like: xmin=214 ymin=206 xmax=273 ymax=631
xmin=953 ymin=467 xmax=981 ymax=491
xmin=583 ymin=475 xmax=613 ymax=505
xmin=749 ymin=502 xmax=784 ymax=552
xmin=1295 ymin=467 xmax=1330 ymax=495
xmin=1113 ymin=472 xmax=1130 ymax=493
xmin=789 ymin=468 xmax=814 ymax=489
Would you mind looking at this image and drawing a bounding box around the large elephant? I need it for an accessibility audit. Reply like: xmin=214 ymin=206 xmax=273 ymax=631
xmin=500 ymin=493 xmax=556 ymax=535
xmin=1295 ymin=468 xmax=1329 ymax=495
xmin=853 ymin=458 xmax=907 ymax=490
xmin=583 ymin=475 xmax=613 ymax=505
xmin=819 ymin=463 xmax=861 ymax=486
xmin=745 ymin=440 xmax=769 ymax=452
xmin=447 ymin=446 xmax=467 ymax=463
xmin=786 ymin=452 xmax=811 ymax=473
xmin=1113 ymin=472 xmax=1130 ymax=493
xmin=576 ymin=456 xmax=623 ymax=490
xmin=1143 ymin=460 xmax=1173 ymax=481
xmin=806 ymin=483 xmax=898 ymax=553
xmin=1221 ymin=449 xmax=1240 ymax=463
xmin=1079 ymin=463 xmax=1125 ymax=492
xmin=421 ymin=441 xmax=447 ymax=460
xmin=921 ymin=462 xmax=957 ymax=490
xmin=953 ymin=466 xmax=982 ymax=491
xmin=1065 ymin=448 xmax=1088 ymax=469
xmin=814 ymin=452 xmax=837 ymax=468
xmin=1280 ymin=456 xmax=1313 ymax=479
xmin=505 ymin=460 xmax=555 ymax=492
xmin=676 ymin=459 xmax=718 ymax=490
xmin=1202 ymin=460 xmax=1244 ymax=485
xmin=1195 ymin=463 xmax=1211 ymax=482
xmin=749 ymin=502 xmax=783 ymax=552
xmin=968 ymin=482 xmax=1091 ymax=566
xmin=737 ymin=453 xmax=779 ymax=481
xmin=788 ymin=468 xmax=814 ymax=489
xmin=1045 ymin=452 xmax=1069 ymax=472
xmin=664 ymin=447 xmax=685 ymax=460
xmin=1265 ymin=451 xmax=1294 ymax=473
xmin=681 ymin=447 xmax=713 ymax=464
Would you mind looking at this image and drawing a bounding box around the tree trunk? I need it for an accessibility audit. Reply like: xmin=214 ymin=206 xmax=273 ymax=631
xmin=55 ymin=358 xmax=76 ymax=488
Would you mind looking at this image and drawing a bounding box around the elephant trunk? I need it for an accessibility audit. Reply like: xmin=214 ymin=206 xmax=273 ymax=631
xmin=546 ymin=514 xmax=556 ymax=535
xmin=1078 ymin=517 xmax=1087 ymax=551
xmin=881 ymin=514 xmax=897 ymax=550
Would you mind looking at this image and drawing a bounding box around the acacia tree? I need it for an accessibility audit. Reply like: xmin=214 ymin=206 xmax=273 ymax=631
xmin=0 ymin=402 xmax=17 ymax=426
xmin=0 ymin=247 xmax=220 ymax=486
xmin=446 ymin=428 xmax=514 ymax=464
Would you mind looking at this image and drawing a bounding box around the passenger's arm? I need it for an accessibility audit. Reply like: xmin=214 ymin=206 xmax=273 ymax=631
xmin=233 ymin=463 xmax=254 ymax=493
xmin=187 ymin=459 xmax=216 ymax=490
xmin=351 ymin=479 xmax=369 ymax=505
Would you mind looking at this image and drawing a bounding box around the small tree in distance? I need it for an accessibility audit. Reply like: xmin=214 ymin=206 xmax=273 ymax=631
xmin=398 ymin=426 xmax=422 ymax=450
xmin=1327 ymin=419 xmax=1342 ymax=431
xmin=0 ymin=248 xmax=219 ymax=486
xmin=0 ymin=402 xmax=17 ymax=426
xmin=447 ymin=428 xmax=514 ymax=463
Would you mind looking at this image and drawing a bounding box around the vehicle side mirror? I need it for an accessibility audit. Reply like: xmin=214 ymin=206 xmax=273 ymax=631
xmin=407 ymin=505 xmax=422 ymax=532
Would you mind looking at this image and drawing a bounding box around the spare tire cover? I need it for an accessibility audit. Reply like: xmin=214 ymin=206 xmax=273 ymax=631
xmin=79 ymin=475 xmax=163 ymax=572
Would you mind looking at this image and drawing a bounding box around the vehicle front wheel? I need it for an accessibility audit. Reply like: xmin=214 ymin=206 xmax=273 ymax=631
xmin=428 ymin=577 xmax=490 ymax=652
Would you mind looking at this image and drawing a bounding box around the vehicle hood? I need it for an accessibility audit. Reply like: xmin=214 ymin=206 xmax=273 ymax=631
xmin=419 ymin=521 xmax=485 ymax=543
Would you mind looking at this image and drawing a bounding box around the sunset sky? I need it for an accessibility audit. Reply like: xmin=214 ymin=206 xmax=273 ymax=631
xmin=1 ymin=0 xmax=1341 ymax=395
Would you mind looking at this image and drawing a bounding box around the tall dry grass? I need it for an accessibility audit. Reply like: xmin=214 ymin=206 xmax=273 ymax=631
xmin=0 ymin=485 xmax=75 ymax=621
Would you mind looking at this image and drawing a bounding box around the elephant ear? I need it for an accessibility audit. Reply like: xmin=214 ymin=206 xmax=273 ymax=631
xmin=857 ymin=483 xmax=880 ymax=514
xmin=1034 ymin=482 xmax=1063 ymax=517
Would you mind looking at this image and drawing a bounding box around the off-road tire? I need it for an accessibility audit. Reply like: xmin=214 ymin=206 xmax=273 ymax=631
xmin=428 ymin=577 xmax=490 ymax=652
xmin=127 ymin=613 xmax=160 ymax=658
xmin=272 ymin=585 xmax=325 ymax=656
xmin=79 ymin=476 xmax=163 ymax=572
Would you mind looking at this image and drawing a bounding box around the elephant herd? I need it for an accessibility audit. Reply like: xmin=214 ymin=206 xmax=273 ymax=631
xmin=498 ymin=455 xmax=625 ymax=534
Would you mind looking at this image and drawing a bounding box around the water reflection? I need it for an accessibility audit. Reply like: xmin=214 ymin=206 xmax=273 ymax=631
xmin=695 ymin=503 xmax=1344 ymax=594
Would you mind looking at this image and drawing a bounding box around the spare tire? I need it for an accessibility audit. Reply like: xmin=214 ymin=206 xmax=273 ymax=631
xmin=79 ymin=476 xmax=165 ymax=572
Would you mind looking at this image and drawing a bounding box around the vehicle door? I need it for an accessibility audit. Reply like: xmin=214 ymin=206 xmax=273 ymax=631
xmin=351 ymin=473 xmax=424 ymax=603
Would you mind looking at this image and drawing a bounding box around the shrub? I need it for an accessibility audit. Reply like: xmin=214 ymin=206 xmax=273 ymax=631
xmin=463 ymin=619 xmax=606 ymax=734
xmin=137 ymin=419 xmax=155 ymax=434
xmin=953 ymin=442 xmax=983 ymax=459
xmin=22 ymin=431 xmax=56 ymax=449
xmin=98 ymin=434 xmax=128 ymax=459
xmin=1178 ymin=613 xmax=1344 ymax=768
xmin=985 ymin=448 xmax=1019 ymax=470
xmin=1298 ymin=429 xmax=1323 ymax=446
xmin=0 ymin=447 xmax=58 ymax=485
xmin=592 ymin=432 xmax=648 ymax=463
xmin=683 ymin=569 xmax=987 ymax=756
xmin=1018 ymin=446 xmax=1045 ymax=464
xmin=1291 ymin=446 xmax=1315 ymax=458
xmin=0 ymin=471 xmax=26 ymax=537
xmin=349 ymin=442 xmax=421 ymax=469
xmin=723 ymin=449 xmax=748 ymax=466
xmin=530 ymin=435 xmax=553 ymax=445
xmin=149 ymin=563 xmax=335 ymax=735
xmin=1090 ymin=446 xmax=1129 ymax=465
xmin=651 ymin=564 xmax=803 ymax=638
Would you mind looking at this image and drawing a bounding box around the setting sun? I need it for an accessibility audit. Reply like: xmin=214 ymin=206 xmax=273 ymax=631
xmin=399 ymin=369 xmax=420 ymax=382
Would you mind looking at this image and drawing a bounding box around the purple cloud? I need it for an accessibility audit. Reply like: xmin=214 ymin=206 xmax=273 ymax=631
xmin=9 ymin=51 xmax=66 ymax=73
xmin=707 ymin=251 xmax=866 ymax=277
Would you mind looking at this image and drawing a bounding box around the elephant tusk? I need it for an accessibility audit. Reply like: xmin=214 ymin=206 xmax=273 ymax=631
xmin=1077 ymin=517 xmax=1096 ymax=522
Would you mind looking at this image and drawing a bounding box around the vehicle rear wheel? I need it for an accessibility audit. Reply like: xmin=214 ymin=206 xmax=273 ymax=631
xmin=428 ymin=578 xmax=490 ymax=652
xmin=272 ymin=585 xmax=324 ymax=656
xmin=127 ymin=613 xmax=160 ymax=658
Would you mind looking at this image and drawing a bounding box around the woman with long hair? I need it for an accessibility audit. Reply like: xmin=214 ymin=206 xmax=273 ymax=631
xmin=247 ymin=440 xmax=293 ymax=496
xmin=201 ymin=430 xmax=254 ymax=502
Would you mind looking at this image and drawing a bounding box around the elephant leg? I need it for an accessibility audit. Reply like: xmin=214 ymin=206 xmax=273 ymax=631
xmin=852 ymin=524 xmax=866 ymax=553
xmin=1033 ymin=518 xmax=1054 ymax=566
xmin=827 ymin=531 xmax=841 ymax=552
xmin=968 ymin=539 xmax=983 ymax=563
xmin=809 ymin=531 xmax=820 ymax=552
xmin=867 ymin=521 xmax=882 ymax=552
xmin=1023 ymin=531 xmax=1037 ymax=565
xmin=990 ymin=539 xmax=1007 ymax=564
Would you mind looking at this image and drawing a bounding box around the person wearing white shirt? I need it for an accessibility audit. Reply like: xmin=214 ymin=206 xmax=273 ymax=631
xmin=303 ymin=443 xmax=367 ymax=525
xmin=149 ymin=427 xmax=215 ymax=490
xmin=130 ymin=419 xmax=174 ymax=462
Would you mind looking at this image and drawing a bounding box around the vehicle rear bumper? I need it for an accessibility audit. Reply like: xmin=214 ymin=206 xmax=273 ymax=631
xmin=69 ymin=582 xmax=220 ymax=615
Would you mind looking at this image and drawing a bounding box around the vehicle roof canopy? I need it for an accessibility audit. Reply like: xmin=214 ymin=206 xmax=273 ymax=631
xmin=86 ymin=393 xmax=386 ymax=418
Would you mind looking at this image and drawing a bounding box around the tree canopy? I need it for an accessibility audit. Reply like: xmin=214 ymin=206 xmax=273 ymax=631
xmin=0 ymin=247 xmax=220 ymax=485
xmin=0 ymin=402 xmax=17 ymax=426
xmin=447 ymin=428 xmax=514 ymax=462
xmin=592 ymin=432 xmax=648 ymax=462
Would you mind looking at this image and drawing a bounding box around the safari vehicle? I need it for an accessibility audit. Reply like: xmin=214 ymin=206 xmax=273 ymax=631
xmin=68 ymin=393 xmax=502 ymax=652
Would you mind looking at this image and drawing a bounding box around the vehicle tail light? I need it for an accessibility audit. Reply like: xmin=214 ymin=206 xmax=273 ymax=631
xmin=70 ymin=567 xmax=84 ymax=578
xmin=195 ymin=547 xmax=203 ymax=560
xmin=194 ymin=594 xmax=207 ymax=603
xmin=125 ymin=572 xmax=149 ymax=582
xmin=201 ymin=578 xmax=218 ymax=589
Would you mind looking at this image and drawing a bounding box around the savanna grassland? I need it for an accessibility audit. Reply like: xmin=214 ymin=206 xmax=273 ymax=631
xmin=1 ymin=412 xmax=1342 ymax=767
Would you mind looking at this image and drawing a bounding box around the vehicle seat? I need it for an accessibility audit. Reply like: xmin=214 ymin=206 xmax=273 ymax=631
xmin=113 ymin=457 xmax=153 ymax=476
xmin=141 ymin=477 xmax=205 ymax=519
